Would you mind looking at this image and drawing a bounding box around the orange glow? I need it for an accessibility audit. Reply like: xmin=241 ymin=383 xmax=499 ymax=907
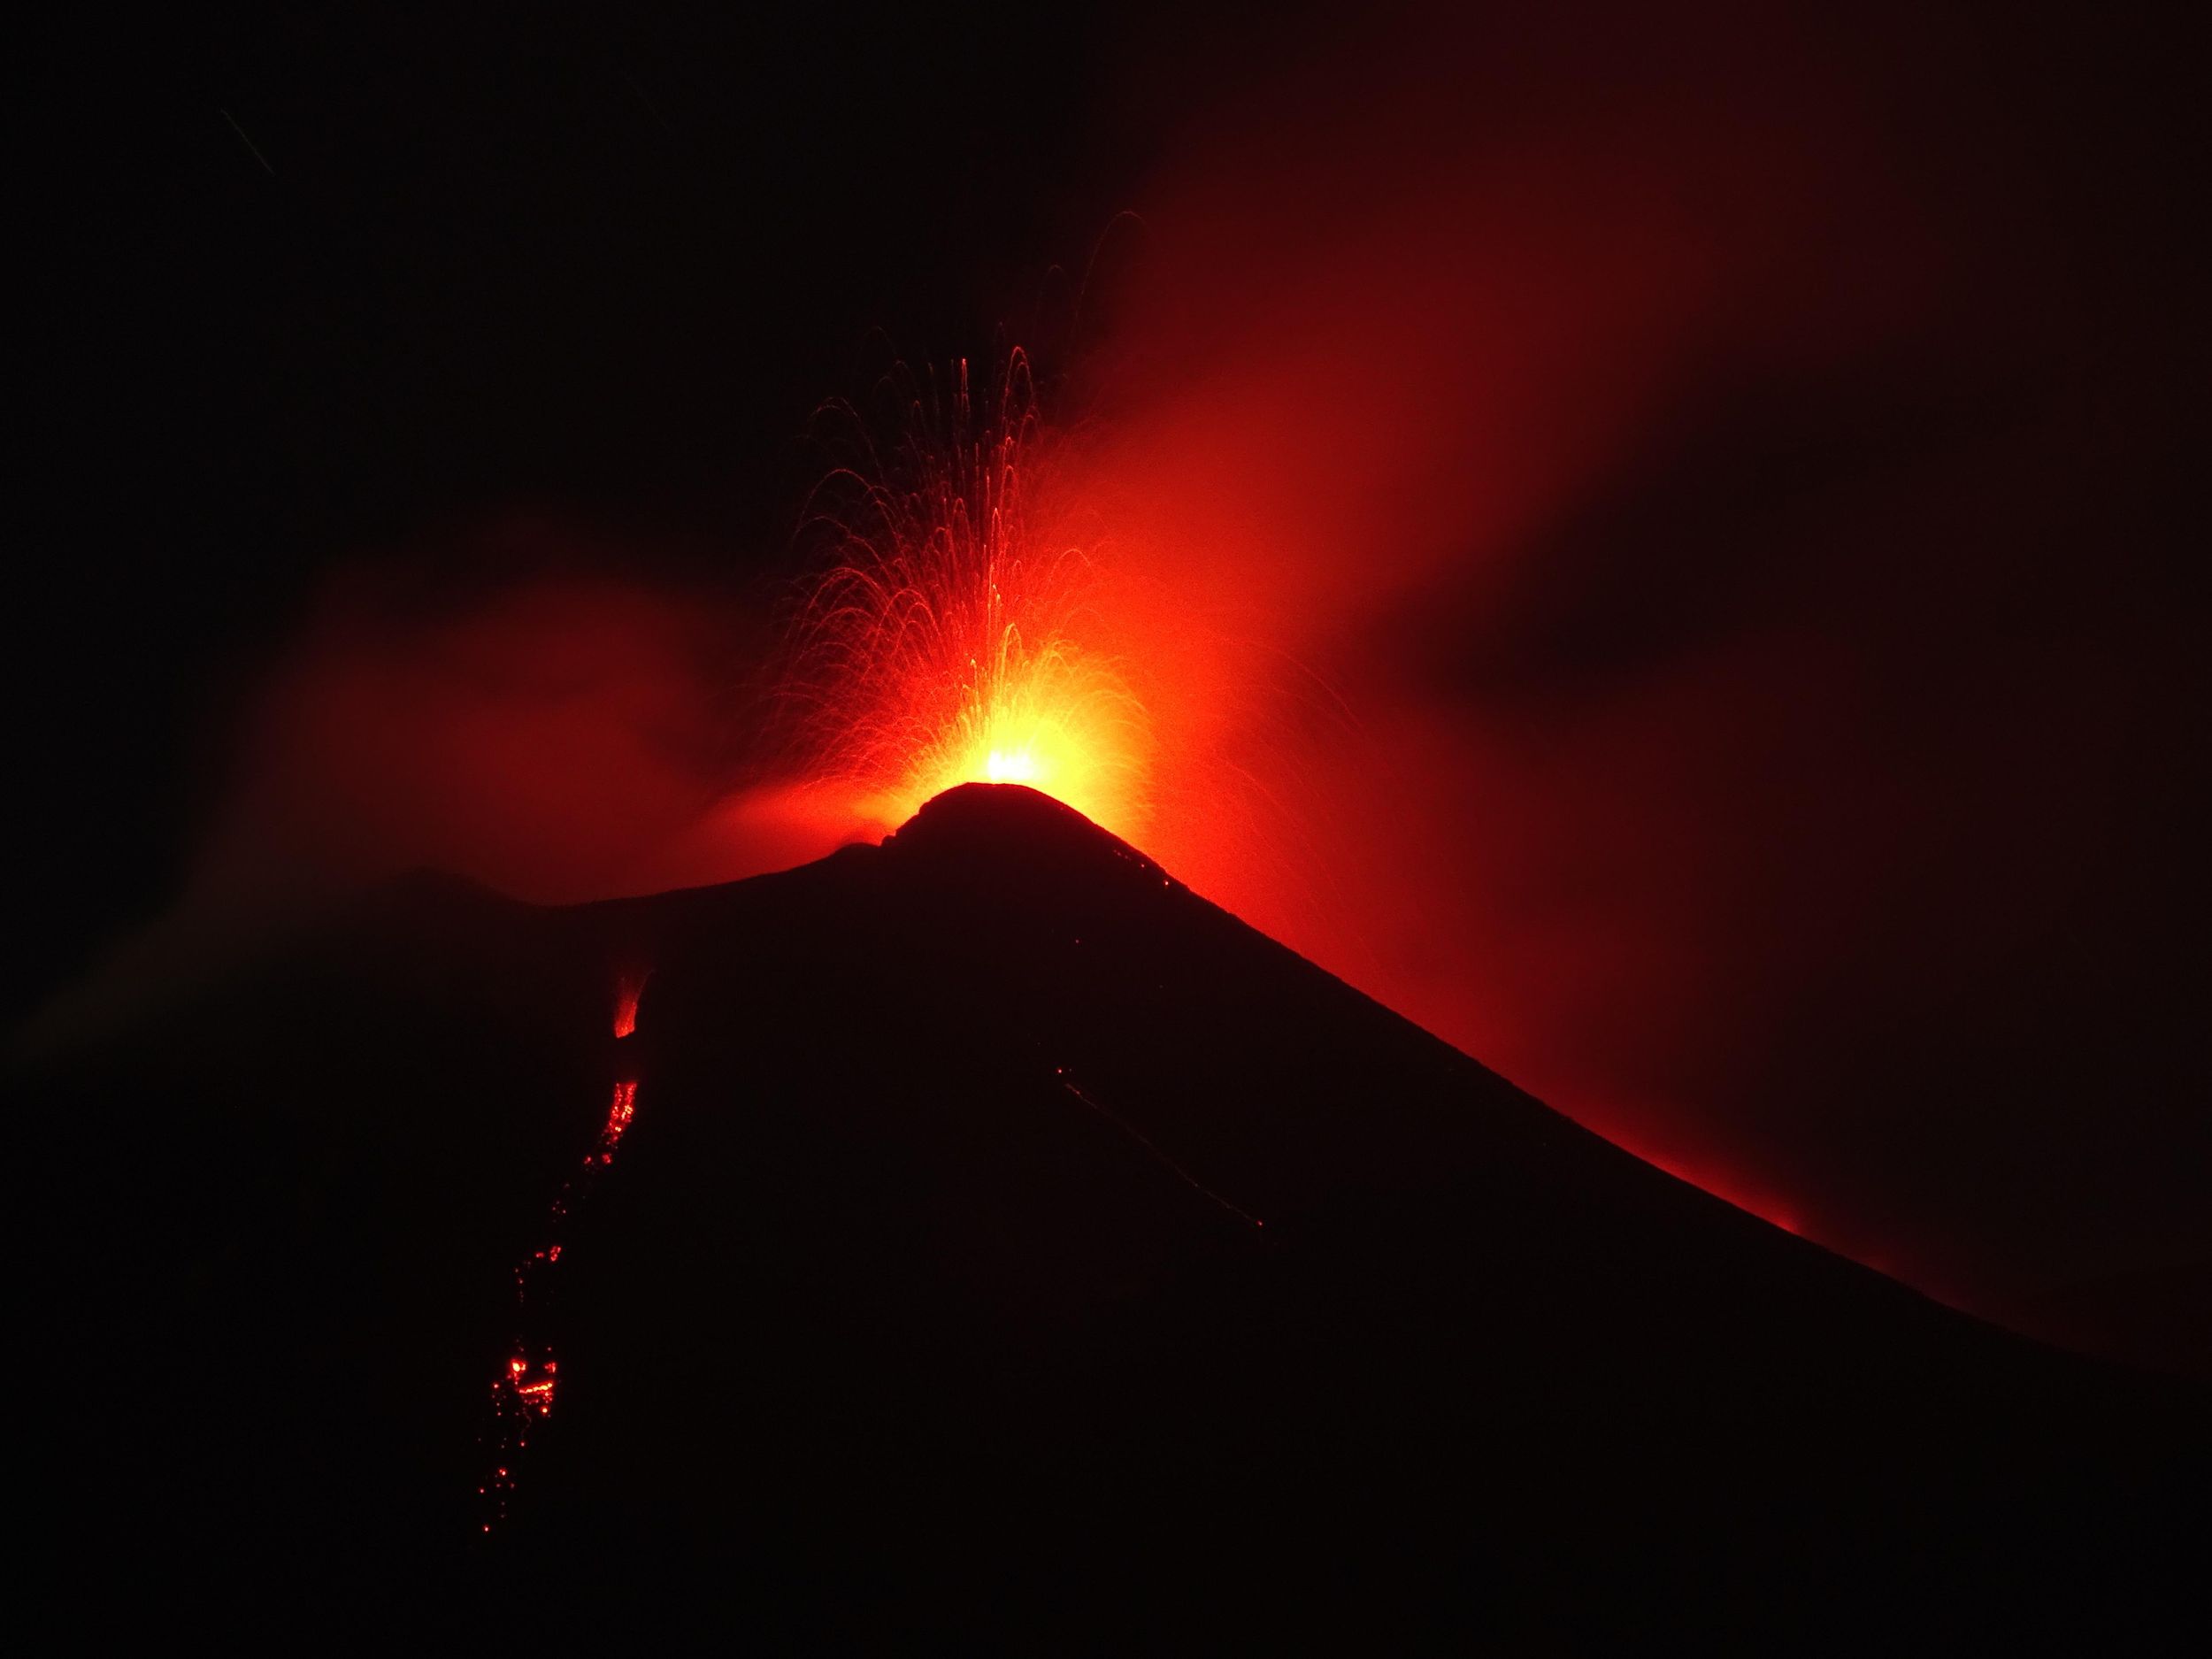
xmin=779 ymin=355 xmax=1152 ymax=839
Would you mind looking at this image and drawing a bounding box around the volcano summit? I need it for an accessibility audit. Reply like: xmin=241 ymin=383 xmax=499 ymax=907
xmin=21 ymin=785 xmax=2203 ymax=1644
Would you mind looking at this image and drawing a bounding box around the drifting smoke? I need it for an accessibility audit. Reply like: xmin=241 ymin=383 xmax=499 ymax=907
xmin=196 ymin=549 xmax=826 ymax=907
xmin=1049 ymin=2 xmax=2207 ymax=1303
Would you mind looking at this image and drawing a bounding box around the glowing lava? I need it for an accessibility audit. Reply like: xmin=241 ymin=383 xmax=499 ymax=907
xmin=779 ymin=354 xmax=1152 ymax=837
xmin=612 ymin=968 xmax=645 ymax=1039
xmin=481 ymin=974 xmax=648 ymax=1533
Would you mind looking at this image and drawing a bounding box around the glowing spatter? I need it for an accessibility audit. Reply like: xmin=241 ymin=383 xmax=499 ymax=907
xmin=777 ymin=354 xmax=1153 ymax=838
xmin=480 ymin=978 xmax=646 ymax=1533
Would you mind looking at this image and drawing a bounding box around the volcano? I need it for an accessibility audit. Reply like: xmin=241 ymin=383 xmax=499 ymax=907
xmin=21 ymin=785 xmax=2203 ymax=1644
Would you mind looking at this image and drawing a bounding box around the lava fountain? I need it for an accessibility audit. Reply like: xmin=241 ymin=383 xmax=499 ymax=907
xmin=774 ymin=353 xmax=1153 ymax=837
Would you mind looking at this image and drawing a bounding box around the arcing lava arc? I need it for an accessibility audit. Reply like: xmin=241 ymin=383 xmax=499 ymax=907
xmin=775 ymin=353 xmax=1153 ymax=841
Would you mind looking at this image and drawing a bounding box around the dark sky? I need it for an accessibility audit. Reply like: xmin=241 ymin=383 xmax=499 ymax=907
xmin=13 ymin=3 xmax=2207 ymax=1332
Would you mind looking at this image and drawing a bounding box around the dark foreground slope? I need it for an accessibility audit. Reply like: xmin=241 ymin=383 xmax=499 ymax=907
xmin=19 ymin=786 xmax=2205 ymax=1646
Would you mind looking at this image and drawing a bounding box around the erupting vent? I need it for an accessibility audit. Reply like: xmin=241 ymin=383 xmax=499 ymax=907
xmin=780 ymin=355 xmax=1151 ymax=838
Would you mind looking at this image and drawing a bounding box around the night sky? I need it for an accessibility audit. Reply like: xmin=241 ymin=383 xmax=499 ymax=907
xmin=14 ymin=2 xmax=2207 ymax=1342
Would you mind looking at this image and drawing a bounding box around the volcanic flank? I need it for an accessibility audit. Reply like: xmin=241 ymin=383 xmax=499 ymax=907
xmin=21 ymin=785 xmax=2204 ymax=1643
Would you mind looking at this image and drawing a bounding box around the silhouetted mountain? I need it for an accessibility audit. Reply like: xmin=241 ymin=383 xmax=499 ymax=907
xmin=19 ymin=786 xmax=2205 ymax=1646
xmin=2001 ymin=1259 xmax=2212 ymax=1383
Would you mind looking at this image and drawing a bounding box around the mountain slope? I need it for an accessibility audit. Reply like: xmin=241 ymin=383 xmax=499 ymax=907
xmin=19 ymin=785 xmax=2203 ymax=1644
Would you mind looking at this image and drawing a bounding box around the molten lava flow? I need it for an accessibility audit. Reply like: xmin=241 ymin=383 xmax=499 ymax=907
xmin=599 ymin=1078 xmax=636 ymax=1163
xmin=480 ymin=973 xmax=649 ymax=1533
xmin=779 ymin=355 xmax=1152 ymax=838
xmin=612 ymin=969 xmax=646 ymax=1039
